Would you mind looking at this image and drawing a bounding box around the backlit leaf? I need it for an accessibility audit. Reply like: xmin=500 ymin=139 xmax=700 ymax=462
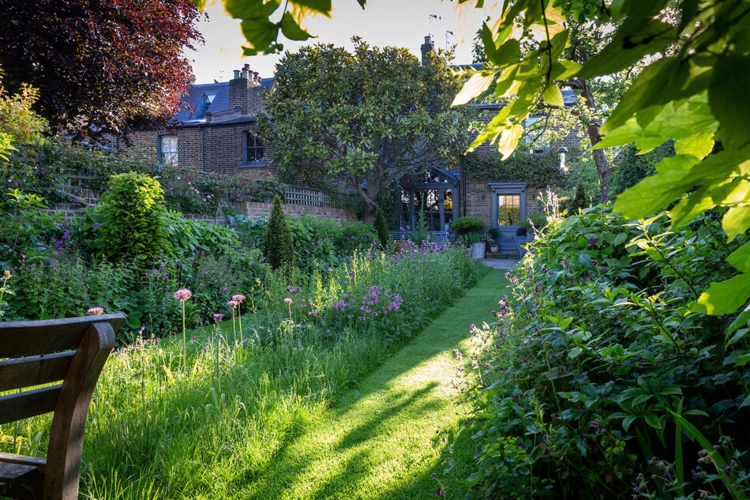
xmin=694 ymin=273 xmax=750 ymax=315
xmin=614 ymin=155 xmax=700 ymax=219
xmin=497 ymin=124 xmax=523 ymax=160
xmin=723 ymin=204 xmax=750 ymax=241
xmin=542 ymin=83 xmax=564 ymax=107
xmin=453 ymin=72 xmax=496 ymax=106
xmin=675 ymin=133 xmax=714 ymax=159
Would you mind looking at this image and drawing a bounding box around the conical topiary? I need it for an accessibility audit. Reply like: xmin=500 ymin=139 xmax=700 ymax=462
xmin=570 ymin=180 xmax=588 ymax=214
xmin=374 ymin=208 xmax=390 ymax=248
xmin=264 ymin=195 xmax=294 ymax=270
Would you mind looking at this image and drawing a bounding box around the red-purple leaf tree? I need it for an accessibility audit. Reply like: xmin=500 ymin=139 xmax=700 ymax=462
xmin=0 ymin=0 xmax=203 ymax=137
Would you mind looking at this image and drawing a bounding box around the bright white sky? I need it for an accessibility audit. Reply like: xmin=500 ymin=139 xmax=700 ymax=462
xmin=188 ymin=1 xmax=500 ymax=84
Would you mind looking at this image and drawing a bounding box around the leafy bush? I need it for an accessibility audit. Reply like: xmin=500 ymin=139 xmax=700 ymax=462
xmin=463 ymin=205 xmax=749 ymax=499
xmin=99 ymin=172 xmax=167 ymax=268
xmin=0 ymin=189 xmax=62 ymax=267
xmin=264 ymin=196 xmax=294 ymax=270
xmin=453 ymin=216 xmax=486 ymax=234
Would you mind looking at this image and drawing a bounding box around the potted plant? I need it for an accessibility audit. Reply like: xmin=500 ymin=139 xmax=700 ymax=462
xmin=452 ymin=216 xmax=487 ymax=259
xmin=487 ymin=228 xmax=499 ymax=253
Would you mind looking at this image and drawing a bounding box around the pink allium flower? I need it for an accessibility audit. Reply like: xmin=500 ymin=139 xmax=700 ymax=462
xmin=213 ymin=313 xmax=224 ymax=322
xmin=227 ymin=300 xmax=238 ymax=309
xmin=284 ymin=297 xmax=293 ymax=305
xmin=173 ymin=289 xmax=192 ymax=301
xmin=348 ymin=269 xmax=356 ymax=277
xmin=232 ymin=294 xmax=246 ymax=303
xmin=86 ymin=307 xmax=104 ymax=316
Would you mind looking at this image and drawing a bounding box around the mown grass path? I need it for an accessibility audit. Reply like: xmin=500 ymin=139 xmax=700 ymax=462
xmin=237 ymin=269 xmax=508 ymax=500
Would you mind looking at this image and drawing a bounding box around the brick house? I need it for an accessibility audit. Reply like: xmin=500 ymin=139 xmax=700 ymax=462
xmin=124 ymin=65 xmax=274 ymax=181
xmin=395 ymin=36 xmax=583 ymax=253
xmin=120 ymin=38 xmax=580 ymax=252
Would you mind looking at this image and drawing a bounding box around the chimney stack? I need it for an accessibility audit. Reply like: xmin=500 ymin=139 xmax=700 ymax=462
xmin=420 ymin=35 xmax=435 ymax=66
xmin=233 ymin=70 xmax=241 ymax=79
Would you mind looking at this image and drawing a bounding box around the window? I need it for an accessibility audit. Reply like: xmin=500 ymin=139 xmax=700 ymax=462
xmin=497 ymin=194 xmax=521 ymax=226
xmin=158 ymin=135 xmax=178 ymax=165
xmin=244 ymin=131 xmax=264 ymax=164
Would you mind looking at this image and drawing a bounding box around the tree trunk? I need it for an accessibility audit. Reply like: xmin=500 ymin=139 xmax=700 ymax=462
xmin=580 ymin=80 xmax=612 ymax=203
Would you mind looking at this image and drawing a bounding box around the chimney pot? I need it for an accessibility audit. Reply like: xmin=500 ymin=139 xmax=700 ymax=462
xmin=233 ymin=70 xmax=240 ymax=79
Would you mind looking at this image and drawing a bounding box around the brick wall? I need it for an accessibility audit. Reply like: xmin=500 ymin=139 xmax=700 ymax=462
xmin=45 ymin=201 xmax=357 ymax=225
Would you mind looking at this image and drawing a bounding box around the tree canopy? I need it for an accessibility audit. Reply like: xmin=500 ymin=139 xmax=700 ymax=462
xmin=0 ymin=0 xmax=203 ymax=136
xmin=258 ymin=38 xmax=471 ymax=219
xmin=204 ymin=0 xmax=750 ymax=317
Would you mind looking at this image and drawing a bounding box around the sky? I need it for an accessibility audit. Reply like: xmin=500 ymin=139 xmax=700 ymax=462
xmin=187 ymin=1 xmax=500 ymax=84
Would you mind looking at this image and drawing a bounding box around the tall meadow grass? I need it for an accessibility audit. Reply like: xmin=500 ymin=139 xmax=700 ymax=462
xmin=1 ymin=245 xmax=484 ymax=499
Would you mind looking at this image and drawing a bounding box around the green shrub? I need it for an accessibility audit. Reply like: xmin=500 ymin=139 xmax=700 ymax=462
xmin=521 ymin=211 xmax=548 ymax=231
xmin=264 ymin=196 xmax=294 ymax=270
xmin=99 ymin=172 xmax=167 ymax=268
xmin=0 ymin=189 xmax=61 ymax=267
xmin=374 ymin=208 xmax=390 ymax=247
xmin=452 ymin=216 xmax=486 ymax=234
xmin=463 ymin=205 xmax=749 ymax=499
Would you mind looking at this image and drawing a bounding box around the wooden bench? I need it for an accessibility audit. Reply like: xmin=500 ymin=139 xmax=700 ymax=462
xmin=0 ymin=314 xmax=124 ymax=500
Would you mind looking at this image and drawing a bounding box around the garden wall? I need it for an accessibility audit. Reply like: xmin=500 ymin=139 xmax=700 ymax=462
xmin=45 ymin=201 xmax=358 ymax=225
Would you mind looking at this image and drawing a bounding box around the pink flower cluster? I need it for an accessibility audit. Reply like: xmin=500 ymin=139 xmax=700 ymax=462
xmin=173 ymin=289 xmax=192 ymax=301
xmin=86 ymin=307 xmax=104 ymax=316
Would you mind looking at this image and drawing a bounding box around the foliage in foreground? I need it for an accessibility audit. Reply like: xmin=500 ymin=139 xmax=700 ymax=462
xmin=1 ymin=246 xmax=483 ymax=499
xmin=463 ymin=205 xmax=749 ymax=499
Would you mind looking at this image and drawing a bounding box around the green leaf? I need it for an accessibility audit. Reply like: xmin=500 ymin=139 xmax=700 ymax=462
xmin=568 ymin=347 xmax=583 ymax=359
xmin=542 ymin=83 xmax=564 ymax=107
xmin=493 ymin=38 xmax=522 ymax=68
xmin=623 ymin=415 xmax=636 ymax=431
xmin=578 ymin=253 xmax=592 ymax=267
xmin=694 ymin=273 xmax=750 ymax=315
xmin=280 ymin=12 xmax=313 ymax=41
xmin=240 ymin=17 xmax=281 ymax=55
xmin=224 ymin=0 xmax=281 ymax=20
xmin=292 ymin=0 xmax=332 ymax=15
xmin=601 ymin=57 xmax=675 ymax=135
xmin=709 ymin=53 xmax=750 ymax=149
xmin=674 ymin=133 xmax=714 ymax=159
xmin=722 ymin=204 xmax=750 ymax=242
xmin=632 ymin=394 xmax=652 ymax=406
xmin=669 ymin=186 xmax=715 ymax=227
xmin=577 ymin=20 xmax=676 ymax=80
xmin=644 ymin=412 xmax=663 ymax=430
xmin=614 ymin=155 xmax=700 ymax=219
xmin=726 ymin=303 xmax=750 ymax=340
xmin=614 ymin=233 xmax=628 ymax=246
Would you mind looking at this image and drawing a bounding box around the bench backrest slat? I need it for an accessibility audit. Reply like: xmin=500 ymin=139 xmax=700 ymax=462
xmin=0 ymin=385 xmax=62 ymax=425
xmin=0 ymin=352 xmax=75 ymax=393
xmin=0 ymin=315 xmax=124 ymax=358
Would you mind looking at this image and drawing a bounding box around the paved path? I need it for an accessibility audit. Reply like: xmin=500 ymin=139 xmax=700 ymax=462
xmin=237 ymin=269 xmax=508 ymax=500
xmin=481 ymin=258 xmax=519 ymax=270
